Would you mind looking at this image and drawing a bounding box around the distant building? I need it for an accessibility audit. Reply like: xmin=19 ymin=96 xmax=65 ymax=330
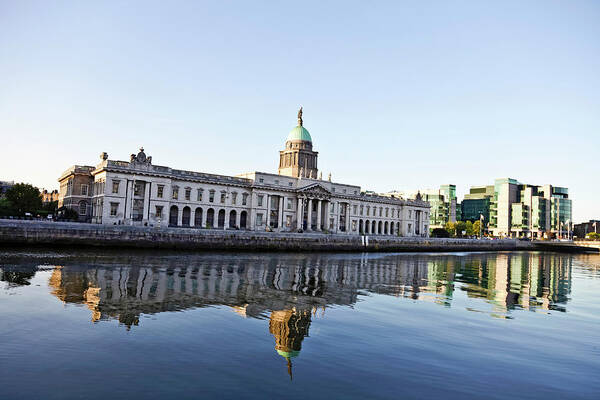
xmin=41 ymin=189 xmax=59 ymax=204
xmin=422 ymin=184 xmax=459 ymax=229
xmin=461 ymin=185 xmax=494 ymax=224
xmin=573 ymin=220 xmax=599 ymax=239
xmin=487 ymin=178 xmax=572 ymax=238
xmin=0 ymin=180 xmax=14 ymax=198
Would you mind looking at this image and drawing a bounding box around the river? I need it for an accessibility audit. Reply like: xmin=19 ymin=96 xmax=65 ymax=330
xmin=1 ymin=250 xmax=599 ymax=399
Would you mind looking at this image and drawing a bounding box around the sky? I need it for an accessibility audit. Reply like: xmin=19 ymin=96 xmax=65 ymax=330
xmin=0 ymin=0 xmax=598 ymax=222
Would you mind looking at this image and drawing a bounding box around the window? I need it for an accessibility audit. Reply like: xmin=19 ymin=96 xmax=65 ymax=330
xmin=134 ymin=183 xmax=142 ymax=196
xmin=185 ymin=188 xmax=191 ymax=201
xmin=287 ymin=198 xmax=293 ymax=210
xmin=386 ymin=208 xmax=389 ymax=217
xmin=366 ymin=206 xmax=370 ymax=216
xmin=379 ymin=207 xmax=382 ymax=217
xmin=408 ymin=223 xmax=412 ymax=233
xmin=157 ymin=185 xmax=164 ymax=198
xmin=343 ymin=189 xmax=347 ymax=194
xmin=353 ymin=205 xmax=358 ymax=215
xmin=329 ymin=218 xmax=334 ymax=229
xmin=81 ymin=184 xmax=88 ymax=196
xmin=286 ymin=215 xmax=292 ymax=227
xmin=232 ymin=192 xmax=237 ymax=205
xmin=360 ymin=205 xmax=363 ymax=215
xmin=409 ymin=210 xmax=412 ymax=218
xmin=79 ymin=201 xmax=87 ymax=215
xmin=242 ymin=193 xmax=248 ymax=206
xmin=172 ymin=187 xmax=179 ymax=200
xmin=257 ymin=195 xmax=264 ymax=207
xmin=289 ymin=182 xmax=293 ymax=187
xmin=209 ymin=190 xmax=215 ymax=203
xmin=352 ymin=220 xmax=357 ymax=231
xmin=155 ymin=206 xmax=163 ymax=218
xmin=274 ymin=179 xmax=279 ymax=185
xmin=197 ymin=189 xmax=203 ymax=201
xmin=259 ymin=178 xmax=264 ymax=183
xmin=110 ymin=202 xmax=118 ymax=216
xmin=220 ymin=192 xmax=226 ymax=204
xmin=112 ymin=180 xmax=120 ymax=194
xmin=330 ymin=203 xmax=335 ymax=213
xmin=332 ymin=188 xmax=336 ymax=192
xmin=256 ymin=213 xmax=263 ymax=225
xmin=391 ymin=209 xmax=395 ymax=218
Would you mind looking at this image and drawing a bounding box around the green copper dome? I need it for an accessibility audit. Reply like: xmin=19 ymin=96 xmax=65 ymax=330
xmin=287 ymin=125 xmax=312 ymax=142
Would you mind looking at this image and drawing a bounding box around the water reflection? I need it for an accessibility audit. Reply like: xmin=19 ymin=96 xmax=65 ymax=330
xmin=0 ymin=252 xmax=582 ymax=369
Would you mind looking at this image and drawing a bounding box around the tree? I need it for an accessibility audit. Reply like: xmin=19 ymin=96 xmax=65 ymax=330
xmin=445 ymin=222 xmax=456 ymax=237
xmin=587 ymin=232 xmax=600 ymax=241
xmin=473 ymin=220 xmax=482 ymax=237
xmin=466 ymin=221 xmax=474 ymax=236
xmin=455 ymin=221 xmax=467 ymax=237
xmin=431 ymin=227 xmax=450 ymax=238
xmin=4 ymin=183 xmax=42 ymax=216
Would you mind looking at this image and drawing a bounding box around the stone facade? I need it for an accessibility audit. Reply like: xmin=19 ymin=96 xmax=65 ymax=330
xmin=57 ymin=166 xmax=95 ymax=222
xmin=59 ymin=112 xmax=430 ymax=236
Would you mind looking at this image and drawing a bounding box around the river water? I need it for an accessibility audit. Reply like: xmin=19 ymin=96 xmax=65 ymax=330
xmin=1 ymin=250 xmax=599 ymax=399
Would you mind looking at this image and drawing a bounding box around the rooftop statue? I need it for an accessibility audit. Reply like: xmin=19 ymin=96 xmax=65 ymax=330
xmin=297 ymin=107 xmax=303 ymax=126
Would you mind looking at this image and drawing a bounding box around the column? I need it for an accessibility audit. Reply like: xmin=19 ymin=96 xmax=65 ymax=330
xmin=202 ymin=207 xmax=208 ymax=228
xmin=297 ymin=197 xmax=303 ymax=230
xmin=345 ymin=203 xmax=351 ymax=234
xmin=307 ymin=199 xmax=313 ymax=231
xmin=177 ymin=207 xmax=183 ymax=226
xmin=324 ymin=200 xmax=330 ymax=231
xmin=250 ymin=193 xmax=256 ymax=230
xmin=236 ymin=210 xmax=241 ymax=228
xmin=224 ymin=209 xmax=229 ymax=230
xmin=190 ymin=208 xmax=195 ymax=227
xmin=143 ymin=181 xmax=151 ymax=222
xmin=279 ymin=196 xmax=284 ymax=231
xmin=266 ymin=195 xmax=271 ymax=228
xmin=316 ymin=199 xmax=322 ymax=231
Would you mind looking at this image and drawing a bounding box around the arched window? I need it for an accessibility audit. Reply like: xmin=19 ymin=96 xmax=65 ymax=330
xmin=182 ymin=206 xmax=191 ymax=226
xmin=206 ymin=208 xmax=215 ymax=228
xmin=78 ymin=201 xmax=87 ymax=216
xmin=169 ymin=206 xmax=178 ymax=226
xmin=240 ymin=211 xmax=247 ymax=229
xmin=195 ymin=208 xmax=203 ymax=227
xmin=229 ymin=210 xmax=237 ymax=229
xmin=218 ymin=209 xmax=225 ymax=228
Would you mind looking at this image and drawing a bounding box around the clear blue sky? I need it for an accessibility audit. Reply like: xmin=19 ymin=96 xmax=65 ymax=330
xmin=1 ymin=1 xmax=598 ymax=222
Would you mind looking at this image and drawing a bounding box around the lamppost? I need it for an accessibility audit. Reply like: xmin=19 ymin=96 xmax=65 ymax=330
xmin=479 ymin=213 xmax=484 ymax=239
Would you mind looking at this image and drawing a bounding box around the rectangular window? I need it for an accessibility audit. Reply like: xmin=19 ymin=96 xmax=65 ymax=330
xmin=286 ymin=215 xmax=292 ymax=227
xmin=81 ymin=184 xmax=88 ymax=196
xmin=112 ymin=180 xmax=120 ymax=194
xmin=220 ymin=192 xmax=226 ymax=204
xmin=172 ymin=187 xmax=179 ymax=200
xmin=287 ymin=198 xmax=293 ymax=210
xmin=257 ymin=195 xmax=264 ymax=207
xmin=232 ymin=192 xmax=237 ymax=205
xmin=408 ymin=223 xmax=412 ymax=233
xmin=352 ymin=220 xmax=357 ymax=231
xmin=134 ymin=183 xmax=142 ymax=196
xmin=379 ymin=208 xmax=382 ymax=217
xmin=209 ymin=190 xmax=215 ymax=203
xmin=242 ymin=193 xmax=248 ymax=206
xmin=353 ymin=205 xmax=358 ymax=215
xmin=155 ymin=206 xmax=163 ymax=218
xmin=329 ymin=218 xmax=334 ymax=229
xmin=409 ymin=210 xmax=412 ymax=218
xmin=289 ymin=182 xmax=293 ymax=187
xmin=256 ymin=213 xmax=263 ymax=226
xmin=360 ymin=205 xmax=364 ymax=216
xmin=366 ymin=206 xmax=370 ymax=216
xmin=197 ymin=189 xmax=203 ymax=201
xmin=274 ymin=179 xmax=279 ymax=185
xmin=386 ymin=208 xmax=389 ymax=217
xmin=259 ymin=178 xmax=264 ymax=183
xmin=110 ymin=202 xmax=118 ymax=216
xmin=157 ymin=185 xmax=164 ymax=198
xmin=79 ymin=202 xmax=87 ymax=215
xmin=185 ymin=188 xmax=191 ymax=201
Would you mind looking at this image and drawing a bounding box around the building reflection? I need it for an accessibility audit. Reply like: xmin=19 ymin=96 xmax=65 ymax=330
xmin=0 ymin=252 xmax=577 ymax=374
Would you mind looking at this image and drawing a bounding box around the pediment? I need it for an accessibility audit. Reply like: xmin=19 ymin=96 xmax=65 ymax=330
xmin=297 ymin=183 xmax=332 ymax=198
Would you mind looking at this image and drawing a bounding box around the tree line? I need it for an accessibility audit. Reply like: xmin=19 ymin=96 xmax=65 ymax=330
xmin=0 ymin=183 xmax=60 ymax=218
xmin=431 ymin=220 xmax=482 ymax=238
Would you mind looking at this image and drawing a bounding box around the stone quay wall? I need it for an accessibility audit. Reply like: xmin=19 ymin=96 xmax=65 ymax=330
xmin=0 ymin=220 xmax=595 ymax=253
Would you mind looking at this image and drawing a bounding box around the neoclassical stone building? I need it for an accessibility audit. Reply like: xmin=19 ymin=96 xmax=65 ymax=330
xmin=61 ymin=110 xmax=430 ymax=236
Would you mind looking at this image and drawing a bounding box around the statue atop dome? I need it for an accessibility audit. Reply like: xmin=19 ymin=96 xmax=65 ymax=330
xmin=297 ymin=107 xmax=303 ymax=126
